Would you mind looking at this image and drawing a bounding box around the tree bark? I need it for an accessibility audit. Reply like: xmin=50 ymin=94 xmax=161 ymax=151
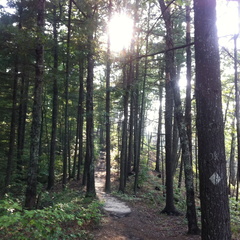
xmin=17 ymin=71 xmax=29 ymax=174
xmin=63 ymin=0 xmax=72 ymax=188
xmin=25 ymin=0 xmax=45 ymax=209
xmin=17 ymin=1 xmax=29 ymax=176
xmin=5 ymin=57 xmax=18 ymax=190
xmin=85 ymin=10 xmax=96 ymax=196
xmin=158 ymin=0 xmax=179 ymax=215
xmin=105 ymin=0 xmax=112 ymax=193
xmin=172 ymin=115 xmax=179 ymax=174
xmin=134 ymin=3 xmax=149 ymax=192
xmin=194 ymin=0 xmax=231 ymax=238
xmin=229 ymin=118 xmax=236 ymax=190
xmin=233 ymin=34 xmax=240 ymax=201
xmin=185 ymin=2 xmax=192 ymax=166
xmin=48 ymin=4 xmax=59 ymax=190
xmin=119 ymin=64 xmax=129 ymax=193
xmin=77 ymin=58 xmax=84 ymax=181
xmin=172 ymin=73 xmax=200 ymax=234
xmin=127 ymin=90 xmax=134 ymax=175
xmin=155 ymin=83 xmax=163 ymax=172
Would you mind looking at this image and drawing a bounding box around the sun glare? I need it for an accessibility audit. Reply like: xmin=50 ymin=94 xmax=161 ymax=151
xmin=108 ymin=13 xmax=133 ymax=52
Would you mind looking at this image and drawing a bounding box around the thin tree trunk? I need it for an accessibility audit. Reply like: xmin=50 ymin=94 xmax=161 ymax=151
xmin=16 ymin=3 xmax=28 ymax=177
xmin=132 ymin=1 xmax=140 ymax=175
xmin=172 ymin=116 xmax=179 ymax=174
xmin=119 ymin=64 xmax=129 ymax=193
xmin=77 ymin=59 xmax=84 ymax=181
xmin=172 ymin=71 xmax=200 ymax=234
xmin=126 ymin=60 xmax=134 ymax=187
xmin=105 ymin=0 xmax=112 ymax=193
xmin=161 ymin=133 xmax=165 ymax=187
xmin=47 ymin=4 xmax=59 ymax=190
xmin=127 ymin=90 xmax=134 ymax=175
xmin=229 ymin=118 xmax=236 ymax=194
xmin=133 ymin=59 xmax=140 ymax=174
xmin=17 ymin=72 xmax=29 ymax=174
xmin=25 ymin=0 xmax=45 ymax=209
xmin=5 ymin=58 xmax=18 ymax=190
xmin=72 ymin=130 xmax=78 ymax=179
xmin=134 ymin=15 xmax=149 ymax=193
xmin=234 ymin=34 xmax=240 ymax=201
xmin=194 ymin=130 xmax=198 ymax=193
xmin=155 ymin=83 xmax=163 ymax=172
xmin=178 ymin=156 xmax=183 ymax=189
xmin=158 ymin=0 xmax=179 ymax=215
xmin=185 ymin=2 xmax=192 ymax=167
xmin=85 ymin=30 xmax=96 ymax=197
xmin=63 ymin=0 xmax=72 ymax=188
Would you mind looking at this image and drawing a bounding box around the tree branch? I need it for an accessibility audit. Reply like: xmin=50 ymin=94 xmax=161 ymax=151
xmin=222 ymin=47 xmax=240 ymax=65
xmin=137 ymin=42 xmax=195 ymax=60
xmin=71 ymin=0 xmax=87 ymax=18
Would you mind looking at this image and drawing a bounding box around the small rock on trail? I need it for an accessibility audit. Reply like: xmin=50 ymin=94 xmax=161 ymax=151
xmin=95 ymin=152 xmax=131 ymax=218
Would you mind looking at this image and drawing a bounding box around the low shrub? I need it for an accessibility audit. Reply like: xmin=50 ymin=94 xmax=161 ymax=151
xmin=0 ymin=192 xmax=103 ymax=240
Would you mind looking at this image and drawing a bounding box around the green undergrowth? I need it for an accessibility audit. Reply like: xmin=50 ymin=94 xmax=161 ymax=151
xmin=0 ymin=189 xmax=103 ymax=240
xmin=229 ymin=197 xmax=240 ymax=237
xmin=111 ymin=191 xmax=142 ymax=202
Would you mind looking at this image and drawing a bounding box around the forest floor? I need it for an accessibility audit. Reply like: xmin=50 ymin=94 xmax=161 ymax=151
xmin=91 ymin=152 xmax=202 ymax=240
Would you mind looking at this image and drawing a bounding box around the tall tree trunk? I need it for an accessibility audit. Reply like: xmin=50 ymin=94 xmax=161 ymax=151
xmin=72 ymin=129 xmax=78 ymax=179
xmin=134 ymin=3 xmax=149 ymax=192
xmin=63 ymin=0 xmax=72 ymax=187
xmin=155 ymin=83 xmax=163 ymax=172
xmin=158 ymin=0 xmax=179 ymax=215
xmin=133 ymin=68 xmax=139 ymax=174
xmin=105 ymin=0 xmax=112 ymax=193
xmin=72 ymin=59 xmax=84 ymax=179
xmin=126 ymin=60 xmax=134 ymax=187
xmin=172 ymin=71 xmax=200 ymax=234
xmin=47 ymin=4 xmax=59 ymax=190
xmin=178 ymin=156 xmax=183 ymax=188
xmin=5 ymin=57 xmax=18 ymax=190
xmin=119 ymin=64 xmax=129 ymax=193
xmin=234 ymin=34 xmax=240 ymax=201
xmin=17 ymin=72 xmax=29 ymax=174
xmin=172 ymin=115 xmax=179 ymax=174
xmin=25 ymin=0 xmax=45 ymax=209
xmin=194 ymin=0 xmax=231 ymax=238
xmin=229 ymin=118 xmax=236 ymax=193
xmin=77 ymin=58 xmax=84 ymax=181
xmin=194 ymin=130 xmax=198 ymax=193
xmin=175 ymin=2 xmax=199 ymax=233
xmin=16 ymin=2 xmax=28 ymax=177
xmin=127 ymin=90 xmax=134 ymax=175
xmin=132 ymin=1 xmax=140 ymax=175
xmin=85 ymin=30 xmax=96 ymax=197
xmin=185 ymin=2 xmax=192 ymax=166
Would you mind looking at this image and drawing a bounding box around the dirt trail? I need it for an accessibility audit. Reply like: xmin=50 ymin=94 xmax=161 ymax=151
xmin=93 ymin=152 xmax=201 ymax=240
xmin=95 ymin=152 xmax=131 ymax=218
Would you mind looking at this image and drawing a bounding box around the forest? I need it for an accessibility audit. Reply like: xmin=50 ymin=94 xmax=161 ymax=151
xmin=0 ymin=0 xmax=239 ymax=239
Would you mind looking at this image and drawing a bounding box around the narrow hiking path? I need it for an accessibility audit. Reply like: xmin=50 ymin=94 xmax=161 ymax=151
xmin=93 ymin=152 xmax=201 ymax=240
xmin=95 ymin=151 xmax=131 ymax=218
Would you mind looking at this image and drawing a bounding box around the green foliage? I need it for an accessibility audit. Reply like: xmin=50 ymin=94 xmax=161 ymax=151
xmin=111 ymin=191 xmax=141 ymax=202
xmin=138 ymin=164 xmax=149 ymax=187
xmin=173 ymin=186 xmax=187 ymax=213
xmin=229 ymin=197 xmax=240 ymax=235
xmin=0 ymin=191 xmax=103 ymax=240
xmin=143 ymin=189 xmax=165 ymax=207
